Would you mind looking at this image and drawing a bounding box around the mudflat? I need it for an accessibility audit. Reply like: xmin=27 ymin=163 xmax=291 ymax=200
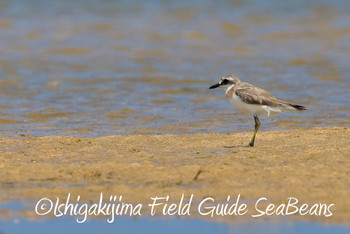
xmin=0 ymin=127 xmax=349 ymax=223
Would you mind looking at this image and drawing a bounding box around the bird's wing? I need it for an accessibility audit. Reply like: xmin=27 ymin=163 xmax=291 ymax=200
xmin=234 ymin=83 xmax=281 ymax=107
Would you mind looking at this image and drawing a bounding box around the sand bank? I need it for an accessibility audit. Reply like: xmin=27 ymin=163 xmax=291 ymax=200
xmin=0 ymin=127 xmax=349 ymax=223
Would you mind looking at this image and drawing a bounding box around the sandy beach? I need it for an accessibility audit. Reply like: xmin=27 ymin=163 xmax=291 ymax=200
xmin=0 ymin=127 xmax=349 ymax=223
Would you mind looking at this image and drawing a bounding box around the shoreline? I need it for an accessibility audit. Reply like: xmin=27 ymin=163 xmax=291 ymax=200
xmin=0 ymin=127 xmax=349 ymax=223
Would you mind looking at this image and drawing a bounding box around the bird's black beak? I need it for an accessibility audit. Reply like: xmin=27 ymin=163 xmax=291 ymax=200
xmin=209 ymin=83 xmax=221 ymax=89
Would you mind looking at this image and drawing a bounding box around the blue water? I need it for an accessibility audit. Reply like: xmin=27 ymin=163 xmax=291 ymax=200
xmin=0 ymin=217 xmax=349 ymax=234
xmin=0 ymin=0 xmax=349 ymax=136
xmin=0 ymin=201 xmax=349 ymax=234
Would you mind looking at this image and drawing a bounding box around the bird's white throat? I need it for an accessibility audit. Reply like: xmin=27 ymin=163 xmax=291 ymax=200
xmin=224 ymin=84 xmax=235 ymax=94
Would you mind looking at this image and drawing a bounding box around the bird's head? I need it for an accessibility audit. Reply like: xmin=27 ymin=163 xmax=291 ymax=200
xmin=209 ymin=75 xmax=240 ymax=91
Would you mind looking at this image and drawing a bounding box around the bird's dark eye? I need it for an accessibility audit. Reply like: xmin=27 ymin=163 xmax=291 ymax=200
xmin=222 ymin=79 xmax=229 ymax=85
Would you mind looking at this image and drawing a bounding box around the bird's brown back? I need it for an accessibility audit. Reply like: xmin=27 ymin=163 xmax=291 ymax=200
xmin=231 ymin=82 xmax=290 ymax=107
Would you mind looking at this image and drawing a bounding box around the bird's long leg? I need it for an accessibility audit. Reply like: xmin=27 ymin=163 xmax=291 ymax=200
xmin=248 ymin=114 xmax=261 ymax=147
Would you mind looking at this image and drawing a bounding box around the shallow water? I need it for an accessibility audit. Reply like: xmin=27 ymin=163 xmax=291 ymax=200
xmin=0 ymin=0 xmax=349 ymax=136
xmin=1 ymin=217 xmax=350 ymax=234
xmin=1 ymin=2 xmax=350 ymax=232
xmin=0 ymin=201 xmax=349 ymax=234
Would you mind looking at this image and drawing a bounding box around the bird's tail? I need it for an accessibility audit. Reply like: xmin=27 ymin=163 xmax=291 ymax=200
xmin=289 ymin=104 xmax=306 ymax=111
xmin=277 ymin=98 xmax=306 ymax=111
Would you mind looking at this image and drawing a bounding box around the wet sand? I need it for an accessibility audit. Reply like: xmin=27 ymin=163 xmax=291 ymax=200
xmin=0 ymin=127 xmax=349 ymax=223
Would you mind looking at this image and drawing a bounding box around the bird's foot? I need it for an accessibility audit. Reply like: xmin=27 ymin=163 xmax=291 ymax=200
xmin=248 ymin=141 xmax=255 ymax=147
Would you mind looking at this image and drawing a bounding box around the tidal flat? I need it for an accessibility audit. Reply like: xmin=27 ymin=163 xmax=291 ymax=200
xmin=0 ymin=127 xmax=349 ymax=224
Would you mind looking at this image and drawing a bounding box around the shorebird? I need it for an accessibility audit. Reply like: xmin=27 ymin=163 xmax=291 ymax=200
xmin=209 ymin=75 xmax=306 ymax=147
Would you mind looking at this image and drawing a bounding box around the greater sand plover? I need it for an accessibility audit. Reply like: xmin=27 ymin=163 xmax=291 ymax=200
xmin=209 ymin=75 xmax=306 ymax=147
